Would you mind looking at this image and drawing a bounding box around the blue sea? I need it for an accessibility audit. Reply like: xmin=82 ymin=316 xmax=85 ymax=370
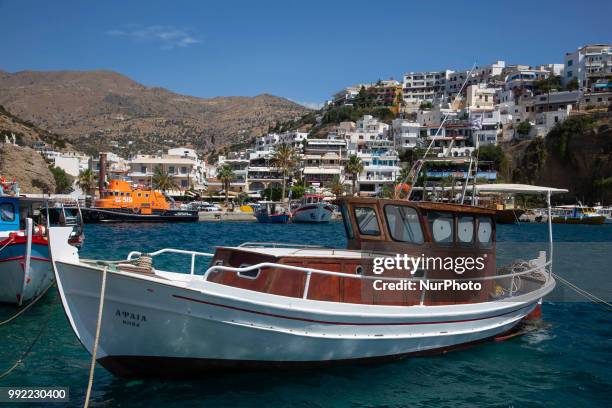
xmin=0 ymin=222 xmax=610 ymax=407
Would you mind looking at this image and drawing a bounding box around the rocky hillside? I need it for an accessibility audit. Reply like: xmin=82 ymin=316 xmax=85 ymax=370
xmin=0 ymin=70 xmax=311 ymax=155
xmin=509 ymin=112 xmax=612 ymax=204
xmin=0 ymin=144 xmax=56 ymax=193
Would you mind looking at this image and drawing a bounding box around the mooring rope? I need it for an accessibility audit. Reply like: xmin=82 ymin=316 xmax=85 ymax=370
xmin=83 ymin=266 xmax=108 ymax=408
xmin=0 ymin=236 xmax=15 ymax=254
xmin=0 ymin=283 xmax=54 ymax=327
xmin=553 ymin=273 xmax=612 ymax=311
xmin=0 ymin=290 xmax=56 ymax=380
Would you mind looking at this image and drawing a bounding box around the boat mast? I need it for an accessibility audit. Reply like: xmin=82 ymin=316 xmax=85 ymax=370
xmin=405 ymin=64 xmax=476 ymax=201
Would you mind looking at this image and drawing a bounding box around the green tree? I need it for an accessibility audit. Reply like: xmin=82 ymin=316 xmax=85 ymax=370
xmin=419 ymin=101 xmax=433 ymax=110
xmin=216 ymin=164 xmax=235 ymax=205
xmin=289 ymin=185 xmax=305 ymax=200
xmin=533 ymin=76 xmax=562 ymax=94
xmin=271 ymin=143 xmax=299 ymax=201
xmin=236 ymin=191 xmax=249 ymax=205
xmin=476 ymin=145 xmax=507 ymax=171
xmin=355 ymin=86 xmax=369 ymax=108
xmin=344 ymin=155 xmax=364 ymax=196
xmin=77 ymin=169 xmax=97 ymax=197
xmin=50 ymin=166 xmax=71 ymax=194
xmin=327 ymin=175 xmax=345 ymax=198
xmin=152 ymin=166 xmax=178 ymax=192
xmin=516 ymin=121 xmax=532 ymax=136
xmin=565 ymin=78 xmax=579 ymax=91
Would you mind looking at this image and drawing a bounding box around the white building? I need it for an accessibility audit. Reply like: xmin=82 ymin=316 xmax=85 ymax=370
xmin=356 ymin=139 xmax=401 ymax=196
xmin=402 ymin=70 xmax=451 ymax=108
xmin=128 ymin=148 xmax=206 ymax=192
xmin=563 ymin=44 xmax=612 ymax=90
xmin=466 ymin=84 xmax=497 ymax=110
xmin=344 ymin=115 xmax=389 ymax=152
xmin=391 ymin=119 xmax=422 ymax=150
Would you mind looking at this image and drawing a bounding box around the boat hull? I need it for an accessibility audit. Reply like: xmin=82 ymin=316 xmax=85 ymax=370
xmin=292 ymin=203 xmax=334 ymax=223
xmin=81 ymin=207 xmax=198 ymax=223
xmin=495 ymin=209 xmax=525 ymax=224
xmin=551 ymin=215 xmax=605 ymax=225
xmin=52 ymin=258 xmax=553 ymax=378
xmin=255 ymin=213 xmax=290 ymax=223
xmin=0 ymin=240 xmax=53 ymax=305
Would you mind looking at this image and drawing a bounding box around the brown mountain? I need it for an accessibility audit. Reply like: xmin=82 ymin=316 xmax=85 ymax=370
xmin=0 ymin=70 xmax=311 ymax=155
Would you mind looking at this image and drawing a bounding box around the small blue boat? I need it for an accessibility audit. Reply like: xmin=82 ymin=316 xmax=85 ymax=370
xmin=255 ymin=201 xmax=290 ymax=223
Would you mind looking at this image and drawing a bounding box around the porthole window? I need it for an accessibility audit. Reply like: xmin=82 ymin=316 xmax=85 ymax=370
xmin=478 ymin=217 xmax=493 ymax=247
xmin=457 ymin=216 xmax=474 ymax=245
xmin=355 ymin=265 xmax=364 ymax=275
xmin=428 ymin=212 xmax=453 ymax=244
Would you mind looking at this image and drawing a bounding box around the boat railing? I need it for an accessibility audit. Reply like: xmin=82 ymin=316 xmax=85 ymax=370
xmin=127 ymin=248 xmax=215 ymax=276
xmin=126 ymin=247 xmax=551 ymax=302
xmin=203 ymin=259 xmax=552 ymax=301
xmin=238 ymin=242 xmax=328 ymax=249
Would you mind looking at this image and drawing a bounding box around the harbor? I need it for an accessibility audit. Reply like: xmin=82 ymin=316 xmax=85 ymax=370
xmin=1 ymin=1 xmax=611 ymax=406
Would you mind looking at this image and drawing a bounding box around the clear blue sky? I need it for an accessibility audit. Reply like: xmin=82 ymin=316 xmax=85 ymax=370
xmin=1 ymin=0 xmax=610 ymax=107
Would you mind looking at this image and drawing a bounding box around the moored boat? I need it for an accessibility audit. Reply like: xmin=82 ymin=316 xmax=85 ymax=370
xmin=551 ymin=205 xmax=605 ymax=225
xmin=49 ymin=184 xmax=566 ymax=378
xmin=594 ymin=206 xmax=612 ymax=224
xmin=254 ymin=201 xmax=290 ymax=223
xmin=0 ymin=195 xmax=83 ymax=305
xmin=290 ymin=194 xmax=334 ymax=223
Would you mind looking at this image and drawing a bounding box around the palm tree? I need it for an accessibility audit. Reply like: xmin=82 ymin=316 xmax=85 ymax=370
xmin=327 ymin=175 xmax=345 ymax=198
xmin=152 ymin=166 xmax=178 ymax=192
xmin=216 ymin=164 xmax=235 ymax=205
xmin=344 ymin=155 xmax=364 ymax=196
xmin=271 ymin=143 xmax=298 ymax=202
xmin=77 ymin=169 xmax=97 ymax=197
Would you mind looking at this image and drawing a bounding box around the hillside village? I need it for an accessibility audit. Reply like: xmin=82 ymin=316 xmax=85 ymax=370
xmin=2 ymin=43 xmax=611 ymax=203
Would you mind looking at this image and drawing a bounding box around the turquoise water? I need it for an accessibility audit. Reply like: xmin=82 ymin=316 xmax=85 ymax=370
xmin=0 ymin=222 xmax=610 ymax=407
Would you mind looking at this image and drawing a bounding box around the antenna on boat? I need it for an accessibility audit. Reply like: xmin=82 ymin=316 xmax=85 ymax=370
xmin=404 ymin=63 xmax=477 ymax=201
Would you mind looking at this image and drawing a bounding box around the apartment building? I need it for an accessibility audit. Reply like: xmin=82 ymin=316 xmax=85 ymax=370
xmin=357 ymin=139 xmax=401 ymax=196
xmin=391 ymin=119 xmax=422 ymax=150
xmin=466 ymin=84 xmax=497 ymax=110
xmin=564 ymin=44 xmax=612 ymax=90
xmin=128 ymin=148 xmax=206 ymax=193
xmin=301 ymin=137 xmax=347 ymax=188
xmin=344 ymin=115 xmax=389 ymax=152
xmin=402 ymin=70 xmax=451 ymax=108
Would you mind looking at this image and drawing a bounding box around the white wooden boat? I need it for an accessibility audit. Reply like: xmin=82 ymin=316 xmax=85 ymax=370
xmin=291 ymin=194 xmax=334 ymax=223
xmin=49 ymin=185 xmax=566 ymax=378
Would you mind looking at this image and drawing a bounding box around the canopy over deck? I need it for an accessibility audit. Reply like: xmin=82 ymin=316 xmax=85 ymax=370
xmin=471 ymin=184 xmax=568 ymax=195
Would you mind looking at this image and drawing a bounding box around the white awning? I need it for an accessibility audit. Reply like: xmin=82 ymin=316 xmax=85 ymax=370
xmin=303 ymin=168 xmax=342 ymax=175
xmin=472 ymin=184 xmax=568 ymax=195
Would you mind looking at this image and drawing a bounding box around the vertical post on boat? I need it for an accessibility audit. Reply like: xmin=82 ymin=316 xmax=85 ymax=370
xmin=303 ymin=270 xmax=312 ymax=299
xmin=190 ymin=253 xmax=196 ymax=275
xmin=546 ymin=190 xmax=553 ymax=278
xmin=20 ymin=218 xmax=34 ymax=307
xmin=460 ymin=157 xmax=473 ymax=205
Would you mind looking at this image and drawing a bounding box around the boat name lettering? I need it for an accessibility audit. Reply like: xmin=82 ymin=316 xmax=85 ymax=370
xmin=115 ymin=309 xmax=147 ymax=327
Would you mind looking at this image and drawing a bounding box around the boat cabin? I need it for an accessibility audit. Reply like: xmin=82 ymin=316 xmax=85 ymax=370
xmin=95 ymin=179 xmax=171 ymax=214
xmin=0 ymin=196 xmax=20 ymax=235
xmin=208 ymin=197 xmax=497 ymax=306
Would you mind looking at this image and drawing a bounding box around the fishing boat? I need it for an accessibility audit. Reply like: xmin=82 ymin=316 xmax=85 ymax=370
xmin=290 ymin=194 xmax=334 ymax=223
xmin=0 ymin=195 xmax=83 ymax=305
xmin=594 ymin=206 xmax=612 ymax=224
xmin=49 ymin=184 xmax=565 ymax=378
xmin=550 ymin=205 xmax=605 ymax=225
xmin=254 ymin=201 xmax=290 ymax=223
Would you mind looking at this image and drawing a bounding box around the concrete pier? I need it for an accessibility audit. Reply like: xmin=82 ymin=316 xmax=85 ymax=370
xmin=198 ymin=211 xmax=256 ymax=222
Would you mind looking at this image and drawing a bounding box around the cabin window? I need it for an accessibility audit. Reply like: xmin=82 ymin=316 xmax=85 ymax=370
xmin=428 ymin=212 xmax=453 ymax=244
xmin=137 ymin=193 xmax=142 ymax=197
xmin=354 ymin=207 xmax=380 ymax=236
xmin=384 ymin=205 xmax=423 ymax=244
xmin=457 ymin=216 xmax=475 ymax=245
xmin=477 ymin=217 xmax=493 ymax=247
xmin=340 ymin=203 xmax=354 ymax=239
xmin=1 ymin=203 xmax=15 ymax=222
xmin=144 ymin=194 xmax=149 ymax=198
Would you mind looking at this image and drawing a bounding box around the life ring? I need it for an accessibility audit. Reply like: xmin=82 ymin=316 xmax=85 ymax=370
xmin=34 ymin=225 xmax=46 ymax=236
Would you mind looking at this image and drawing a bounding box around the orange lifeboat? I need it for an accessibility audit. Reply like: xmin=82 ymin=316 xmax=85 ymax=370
xmin=95 ymin=179 xmax=170 ymax=215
